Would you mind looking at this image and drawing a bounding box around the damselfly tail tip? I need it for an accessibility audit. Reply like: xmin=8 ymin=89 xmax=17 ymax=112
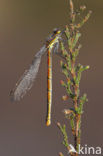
xmin=46 ymin=120 xmax=51 ymax=126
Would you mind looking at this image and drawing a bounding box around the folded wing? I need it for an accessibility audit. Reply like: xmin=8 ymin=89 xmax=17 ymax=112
xmin=10 ymin=45 xmax=47 ymax=101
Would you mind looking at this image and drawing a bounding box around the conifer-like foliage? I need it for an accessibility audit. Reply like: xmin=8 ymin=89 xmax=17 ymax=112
xmin=57 ymin=1 xmax=92 ymax=156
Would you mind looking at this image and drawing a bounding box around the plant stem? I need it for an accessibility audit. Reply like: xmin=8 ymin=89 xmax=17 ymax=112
xmin=58 ymin=0 xmax=91 ymax=156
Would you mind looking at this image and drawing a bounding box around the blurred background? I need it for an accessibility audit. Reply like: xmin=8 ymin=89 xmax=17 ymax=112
xmin=0 ymin=0 xmax=103 ymax=155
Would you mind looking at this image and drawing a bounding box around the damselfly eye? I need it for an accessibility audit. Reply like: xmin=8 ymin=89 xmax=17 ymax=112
xmin=53 ymin=28 xmax=59 ymax=34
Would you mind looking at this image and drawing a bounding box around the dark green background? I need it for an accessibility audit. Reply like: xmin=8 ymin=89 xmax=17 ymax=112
xmin=0 ymin=0 xmax=103 ymax=155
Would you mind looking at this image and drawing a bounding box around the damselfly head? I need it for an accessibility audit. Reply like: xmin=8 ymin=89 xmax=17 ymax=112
xmin=45 ymin=28 xmax=61 ymax=45
xmin=53 ymin=28 xmax=59 ymax=34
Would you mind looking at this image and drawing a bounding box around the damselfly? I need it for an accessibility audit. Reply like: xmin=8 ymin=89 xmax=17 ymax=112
xmin=10 ymin=28 xmax=64 ymax=126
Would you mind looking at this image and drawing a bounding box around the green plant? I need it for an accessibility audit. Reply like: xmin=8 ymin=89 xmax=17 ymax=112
xmin=57 ymin=0 xmax=92 ymax=156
